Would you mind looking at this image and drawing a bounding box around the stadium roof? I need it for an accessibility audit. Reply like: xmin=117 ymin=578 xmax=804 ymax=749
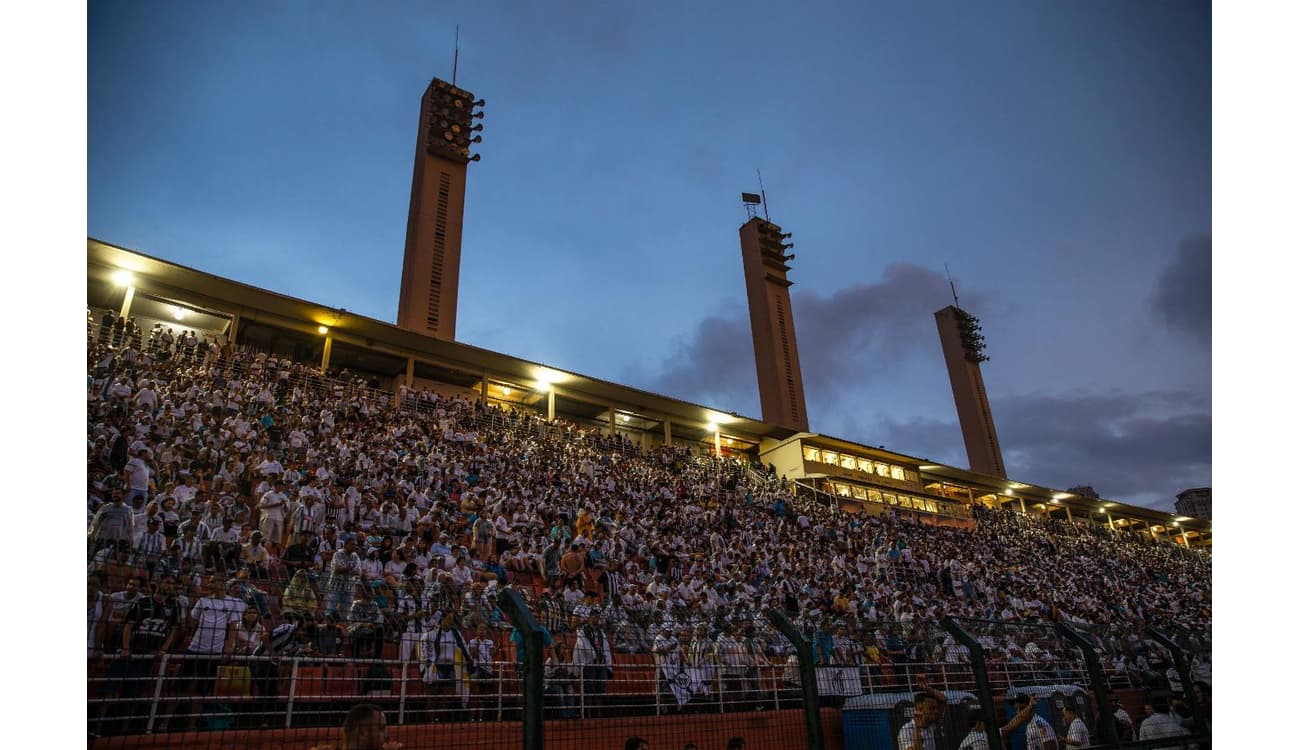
xmin=87 ymin=237 xmax=795 ymax=445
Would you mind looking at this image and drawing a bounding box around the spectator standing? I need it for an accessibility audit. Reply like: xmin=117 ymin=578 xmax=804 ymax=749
xmin=1062 ymin=705 xmax=1089 ymax=748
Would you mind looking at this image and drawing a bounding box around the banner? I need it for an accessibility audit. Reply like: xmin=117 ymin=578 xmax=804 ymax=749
xmin=815 ymin=666 xmax=863 ymax=696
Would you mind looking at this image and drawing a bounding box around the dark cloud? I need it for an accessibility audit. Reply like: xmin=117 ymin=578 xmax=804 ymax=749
xmin=879 ymin=389 xmax=1211 ymax=508
xmin=1150 ymin=234 xmax=1211 ymax=344
xmin=629 ymin=262 xmax=982 ymax=409
xmin=624 ymin=308 xmax=760 ymax=415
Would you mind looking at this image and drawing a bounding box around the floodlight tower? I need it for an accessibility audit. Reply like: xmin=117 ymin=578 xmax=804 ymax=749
xmin=739 ymin=193 xmax=809 ymax=432
xmin=396 ymin=77 xmax=485 ymax=340
xmin=935 ymin=304 xmax=1006 ymax=478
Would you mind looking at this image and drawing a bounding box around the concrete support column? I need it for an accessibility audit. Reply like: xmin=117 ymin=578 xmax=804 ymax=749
xmin=119 ymin=286 xmax=136 ymax=318
xmin=1106 ymin=512 xmax=1114 ymax=530
xmin=663 ymin=419 xmax=672 ymax=446
xmin=480 ymin=372 xmax=488 ymax=404
xmin=227 ymin=313 xmax=241 ymax=346
xmin=1180 ymin=531 xmax=1190 ymax=548
xmin=547 ymin=390 xmax=555 ymax=422
xmin=609 ymin=406 xmax=617 ymax=437
xmin=321 ymin=334 xmax=333 ymax=373
xmin=405 ymin=357 xmax=415 ymax=387
xmin=1064 ymin=506 xmax=1073 ymax=523
xmin=1018 ymin=497 xmax=1027 ymax=514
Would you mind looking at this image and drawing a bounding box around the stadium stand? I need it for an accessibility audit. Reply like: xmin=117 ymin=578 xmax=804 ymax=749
xmin=86 ymin=314 xmax=1210 ymax=748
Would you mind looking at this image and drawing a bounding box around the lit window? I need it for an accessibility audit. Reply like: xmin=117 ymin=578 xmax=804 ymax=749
xmin=858 ymin=460 xmax=873 ymax=474
xmin=891 ymin=466 xmax=906 ymax=481
xmin=837 ymin=484 xmax=851 ymax=497
xmin=840 ymin=454 xmax=857 ymax=470
xmin=823 ymin=451 xmax=838 ymax=466
xmin=852 ymin=486 xmax=868 ymax=500
xmin=868 ymin=490 xmax=883 ymax=504
xmin=876 ymin=463 xmax=890 ymax=477
xmin=896 ymin=496 xmax=913 ymax=509
xmin=883 ymin=493 xmax=897 ymax=505
xmin=803 ymin=447 xmax=820 ymax=462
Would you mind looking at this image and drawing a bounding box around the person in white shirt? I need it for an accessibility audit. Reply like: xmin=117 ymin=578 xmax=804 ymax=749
xmin=258 ymin=480 xmax=290 ymax=548
xmin=1012 ymin=694 xmax=1059 ymax=750
xmin=897 ymin=676 xmax=948 ymax=750
xmin=1062 ymin=705 xmax=1090 ymax=748
xmin=123 ymin=450 xmax=153 ymax=504
xmin=959 ymin=701 xmax=1039 ymax=750
xmin=172 ymin=578 xmax=247 ymax=730
xmin=1137 ymin=697 xmax=1192 ymax=749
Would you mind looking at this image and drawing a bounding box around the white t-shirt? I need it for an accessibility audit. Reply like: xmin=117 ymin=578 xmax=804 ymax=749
xmin=187 ymin=596 xmax=247 ymax=654
xmin=125 ymin=457 xmax=152 ymax=491
xmin=958 ymin=731 xmax=990 ymax=750
xmin=1066 ymin=717 xmax=1089 ymax=747
xmin=897 ymin=720 xmax=939 ymax=750
xmin=1025 ymin=715 xmax=1058 ymax=750
xmin=1138 ymin=712 xmax=1191 ymax=748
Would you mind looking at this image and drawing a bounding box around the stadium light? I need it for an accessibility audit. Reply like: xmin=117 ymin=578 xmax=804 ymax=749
xmin=318 ymin=325 xmax=329 ymax=334
xmin=706 ymin=421 xmax=719 ymax=433
xmin=111 ymin=270 xmax=134 ymax=286
xmin=172 ymin=307 xmax=186 ymax=320
xmin=502 ymin=386 xmax=512 ymax=396
xmin=534 ymin=367 xmax=567 ymax=387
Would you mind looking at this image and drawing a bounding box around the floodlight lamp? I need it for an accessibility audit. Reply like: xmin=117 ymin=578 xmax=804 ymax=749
xmin=172 ymin=307 xmax=186 ymax=320
xmin=318 ymin=325 xmax=329 ymax=334
xmin=502 ymin=386 xmax=511 ymax=396
xmin=473 ymin=98 xmax=485 ymax=107
xmin=472 ymin=111 xmax=484 ymax=119
xmin=111 ymin=270 xmax=134 ymax=286
xmin=620 ymin=414 xmax=629 ymax=422
xmin=471 ymin=123 xmax=483 ymax=132
xmin=779 ymin=232 xmax=792 ymax=240
xmin=706 ymin=421 xmax=719 ymax=433
xmin=469 ymin=154 xmax=481 ymax=162
xmin=471 ymin=135 xmax=482 ymax=143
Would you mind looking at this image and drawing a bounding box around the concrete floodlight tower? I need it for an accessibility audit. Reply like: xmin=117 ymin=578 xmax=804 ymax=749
xmin=739 ymin=192 xmax=809 ymax=432
xmin=396 ymin=76 xmax=485 ymax=340
xmin=935 ymin=302 xmax=1006 ymax=478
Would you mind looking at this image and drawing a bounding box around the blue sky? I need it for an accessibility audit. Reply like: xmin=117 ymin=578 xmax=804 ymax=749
xmin=88 ymin=0 xmax=1211 ymax=509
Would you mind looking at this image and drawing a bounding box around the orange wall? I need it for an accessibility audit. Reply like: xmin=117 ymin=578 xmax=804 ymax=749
xmin=92 ymin=709 xmax=844 ymax=750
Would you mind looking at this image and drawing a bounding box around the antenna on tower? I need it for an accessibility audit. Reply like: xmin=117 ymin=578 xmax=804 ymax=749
xmin=452 ymin=25 xmax=460 ymax=85
xmin=945 ymin=263 xmax=960 ymax=310
xmin=757 ymin=169 xmax=771 ymax=222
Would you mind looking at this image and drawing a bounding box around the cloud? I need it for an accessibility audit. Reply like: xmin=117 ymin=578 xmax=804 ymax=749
xmin=623 ymin=307 xmax=760 ymax=414
xmin=1150 ymin=233 xmax=1211 ymax=344
xmin=628 ymin=262 xmax=981 ymax=411
xmin=879 ymin=389 xmax=1211 ymax=508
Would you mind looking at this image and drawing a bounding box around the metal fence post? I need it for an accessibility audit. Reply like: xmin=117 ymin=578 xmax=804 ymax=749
xmin=766 ymin=608 xmax=825 ymax=750
xmin=1055 ymin=622 xmax=1119 ymax=746
xmin=499 ymin=588 xmax=544 ymax=750
xmin=285 ymin=657 xmax=300 ymax=729
xmin=145 ymin=653 xmax=170 ymax=734
xmin=941 ymin=617 xmax=1002 ymax=750
xmin=1148 ymin=627 xmax=1208 ymax=736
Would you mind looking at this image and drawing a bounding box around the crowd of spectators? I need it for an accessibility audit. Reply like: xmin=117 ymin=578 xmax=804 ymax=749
xmin=86 ymin=318 xmax=1211 ymax=730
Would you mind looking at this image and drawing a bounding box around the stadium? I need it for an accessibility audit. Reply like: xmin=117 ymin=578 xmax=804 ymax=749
xmin=86 ymin=19 xmax=1211 ymax=750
